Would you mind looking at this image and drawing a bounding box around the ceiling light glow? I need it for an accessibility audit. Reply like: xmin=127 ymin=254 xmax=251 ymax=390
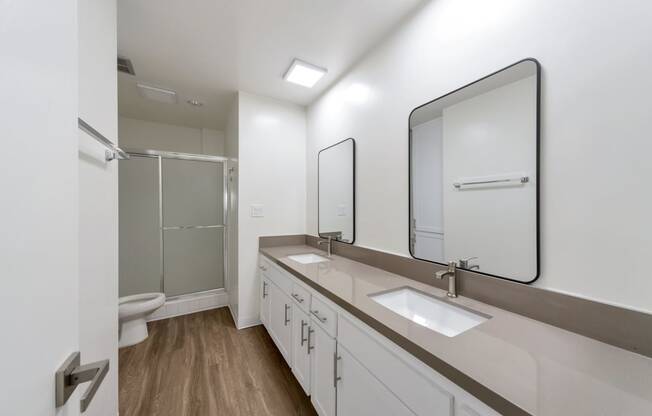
xmin=284 ymin=59 xmax=327 ymax=88
xmin=137 ymin=83 xmax=177 ymax=104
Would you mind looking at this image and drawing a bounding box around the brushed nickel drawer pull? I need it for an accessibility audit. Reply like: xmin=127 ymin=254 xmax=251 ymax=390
xmin=291 ymin=293 xmax=304 ymax=303
xmin=307 ymin=327 xmax=315 ymax=354
xmin=311 ymin=309 xmax=327 ymax=323
xmin=300 ymin=320 xmax=308 ymax=346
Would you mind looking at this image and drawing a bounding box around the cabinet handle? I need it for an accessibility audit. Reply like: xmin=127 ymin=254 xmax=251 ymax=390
xmin=333 ymin=352 xmax=342 ymax=388
xmin=300 ymin=320 xmax=308 ymax=346
xmin=311 ymin=309 xmax=327 ymax=323
xmin=307 ymin=327 xmax=315 ymax=354
xmin=291 ymin=293 xmax=304 ymax=303
xmin=262 ymin=281 xmax=267 ymax=298
xmin=284 ymin=304 xmax=290 ymax=326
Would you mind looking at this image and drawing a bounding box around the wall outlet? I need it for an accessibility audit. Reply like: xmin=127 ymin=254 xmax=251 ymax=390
xmin=250 ymin=204 xmax=264 ymax=217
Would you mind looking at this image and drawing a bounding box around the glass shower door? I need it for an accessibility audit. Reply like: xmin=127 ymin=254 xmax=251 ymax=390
xmin=119 ymin=156 xmax=162 ymax=297
xmin=161 ymin=158 xmax=225 ymax=297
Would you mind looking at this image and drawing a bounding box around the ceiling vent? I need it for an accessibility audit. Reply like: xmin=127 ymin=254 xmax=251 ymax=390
xmin=117 ymin=56 xmax=135 ymax=75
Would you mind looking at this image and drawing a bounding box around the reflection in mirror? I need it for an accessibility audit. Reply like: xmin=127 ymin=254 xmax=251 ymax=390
xmin=409 ymin=59 xmax=539 ymax=283
xmin=319 ymin=138 xmax=355 ymax=244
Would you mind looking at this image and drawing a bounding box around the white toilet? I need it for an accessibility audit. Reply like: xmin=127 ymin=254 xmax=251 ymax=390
xmin=118 ymin=293 xmax=165 ymax=348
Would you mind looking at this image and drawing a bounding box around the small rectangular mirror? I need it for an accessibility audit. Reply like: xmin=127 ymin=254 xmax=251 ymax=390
xmin=409 ymin=59 xmax=540 ymax=283
xmin=319 ymin=138 xmax=355 ymax=243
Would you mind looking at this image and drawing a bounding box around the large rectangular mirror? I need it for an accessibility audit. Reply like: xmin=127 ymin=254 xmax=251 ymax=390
xmin=319 ymin=138 xmax=355 ymax=243
xmin=409 ymin=59 xmax=540 ymax=283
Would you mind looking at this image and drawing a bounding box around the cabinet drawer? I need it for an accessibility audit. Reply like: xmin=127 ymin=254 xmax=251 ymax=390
xmin=290 ymin=282 xmax=311 ymax=313
xmin=338 ymin=313 xmax=454 ymax=416
xmin=259 ymin=256 xmax=292 ymax=295
xmin=309 ymin=294 xmax=337 ymax=337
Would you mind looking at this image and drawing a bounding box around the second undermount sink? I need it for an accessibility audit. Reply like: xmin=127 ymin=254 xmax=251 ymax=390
xmin=287 ymin=253 xmax=330 ymax=264
xmin=369 ymin=287 xmax=489 ymax=337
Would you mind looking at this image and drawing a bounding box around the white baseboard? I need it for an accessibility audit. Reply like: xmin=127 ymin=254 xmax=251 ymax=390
xmin=148 ymin=290 xmax=229 ymax=322
xmin=237 ymin=316 xmax=262 ymax=329
xmin=227 ymin=303 xmax=238 ymax=326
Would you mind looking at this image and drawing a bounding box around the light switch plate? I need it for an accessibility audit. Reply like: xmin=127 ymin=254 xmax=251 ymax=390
xmin=250 ymin=204 xmax=264 ymax=217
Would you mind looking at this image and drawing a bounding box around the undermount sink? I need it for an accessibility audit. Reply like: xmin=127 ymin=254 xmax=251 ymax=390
xmin=369 ymin=287 xmax=489 ymax=337
xmin=287 ymin=253 xmax=330 ymax=264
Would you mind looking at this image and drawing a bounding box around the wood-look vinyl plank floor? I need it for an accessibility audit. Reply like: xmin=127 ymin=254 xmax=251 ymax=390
xmin=119 ymin=307 xmax=317 ymax=416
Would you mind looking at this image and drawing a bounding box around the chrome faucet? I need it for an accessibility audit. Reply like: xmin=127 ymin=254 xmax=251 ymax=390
xmin=435 ymin=261 xmax=457 ymax=298
xmin=318 ymin=236 xmax=333 ymax=257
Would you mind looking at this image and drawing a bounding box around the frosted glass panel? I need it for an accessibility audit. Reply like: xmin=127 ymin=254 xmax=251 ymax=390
xmin=163 ymin=227 xmax=224 ymax=296
xmin=119 ymin=156 xmax=161 ymax=296
xmin=162 ymin=159 xmax=224 ymax=226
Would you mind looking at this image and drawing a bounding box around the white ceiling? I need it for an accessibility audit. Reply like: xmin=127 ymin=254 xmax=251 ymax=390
xmin=117 ymin=0 xmax=426 ymax=130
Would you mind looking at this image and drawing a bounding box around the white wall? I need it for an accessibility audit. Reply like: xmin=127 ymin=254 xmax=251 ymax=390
xmin=238 ymin=92 xmax=306 ymax=326
xmin=78 ymin=0 xmax=119 ymax=415
xmin=118 ymin=116 xmax=225 ymax=155
xmin=0 ymin=1 xmax=79 ymax=415
xmin=307 ymin=0 xmax=652 ymax=313
xmin=443 ymin=76 xmax=537 ymax=280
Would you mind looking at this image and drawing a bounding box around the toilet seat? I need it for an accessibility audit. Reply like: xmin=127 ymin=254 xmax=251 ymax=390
xmin=118 ymin=293 xmax=165 ymax=319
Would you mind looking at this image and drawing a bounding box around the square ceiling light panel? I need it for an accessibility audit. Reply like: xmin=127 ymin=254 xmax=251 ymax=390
xmin=283 ymin=59 xmax=327 ymax=88
xmin=137 ymin=83 xmax=178 ymax=104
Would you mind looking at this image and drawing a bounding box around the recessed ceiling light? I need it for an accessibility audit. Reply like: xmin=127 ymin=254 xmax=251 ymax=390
xmin=283 ymin=59 xmax=327 ymax=88
xmin=187 ymin=99 xmax=204 ymax=107
xmin=137 ymin=83 xmax=177 ymax=104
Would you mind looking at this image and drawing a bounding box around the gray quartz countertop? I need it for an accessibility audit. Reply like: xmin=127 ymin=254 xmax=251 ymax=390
xmin=260 ymin=245 xmax=652 ymax=416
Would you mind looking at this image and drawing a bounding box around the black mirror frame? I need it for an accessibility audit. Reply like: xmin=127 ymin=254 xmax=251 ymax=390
xmin=407 ymin=58 xmax=541 ymax=284
xmin=318 ymin=137 xmax=356 ymax=245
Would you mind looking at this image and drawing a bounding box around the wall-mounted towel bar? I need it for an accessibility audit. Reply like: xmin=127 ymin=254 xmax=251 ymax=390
xmin=453 ymin=175 xmax=529 ymax=189
xmin=78 ymin=118 xmax=129 ymax=161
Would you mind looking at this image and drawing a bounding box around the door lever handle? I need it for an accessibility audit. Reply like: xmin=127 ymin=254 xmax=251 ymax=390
xmin=56 ymin=351 xmax=110 ymax=412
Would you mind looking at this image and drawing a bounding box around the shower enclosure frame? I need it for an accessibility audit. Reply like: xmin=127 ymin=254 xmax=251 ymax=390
xmin=123 ymin=148 xmax=229 ymax=300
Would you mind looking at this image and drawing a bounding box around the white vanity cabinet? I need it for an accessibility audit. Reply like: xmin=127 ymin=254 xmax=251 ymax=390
xmin=258 ymin=255 xmax=502 ymax=416
xmin=309 ymin=319 xmax=337 ymax=416
xmin=268 ymin=281 xmax=292 ymax=363
xmin=291 ymin=305 xmax=311 ymax=394
xmin=337 ymin=345 xmax=415 ymax=416
xmin=260 ymin=276 xmax=271 ymax=327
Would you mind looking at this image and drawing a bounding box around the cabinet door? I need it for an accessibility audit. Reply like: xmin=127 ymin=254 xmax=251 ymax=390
xmin=291 ymin=306 xmax=311 ymax=394
xmin=260 ymin=276 xmax=271 ymax=328
xmin=337 ymin=346 xmax=415 ymax=416
xmin=269 ymin=282 xmax=292 ymax=363
xmin=309 ymin=322 xmax=336 ymax=416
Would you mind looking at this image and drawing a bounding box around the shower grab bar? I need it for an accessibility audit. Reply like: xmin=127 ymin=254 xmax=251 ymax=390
xmin=453 ymin=176 xmax=529 ymax=189
xmin=162 ymin=225 xmax=225 ymax=231
xmin=78 ymin=117 xmax=129 ymax=161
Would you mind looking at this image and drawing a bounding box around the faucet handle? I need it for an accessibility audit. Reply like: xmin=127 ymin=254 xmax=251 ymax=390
xmin=459 ymin=256 xmax=478 ymax=262
xmin=447 ymin=261 xmax=457 ymax=272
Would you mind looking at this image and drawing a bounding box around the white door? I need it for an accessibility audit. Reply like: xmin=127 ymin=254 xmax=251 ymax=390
xmin=260 ymin=276 xmax=271 ymax=327
xmin=1 ymin=1 xmax=118 ymax=415
xmin=78 ymin=0 xmax=119 ymax=415
xmin=269 ymin=282 xmax=293 ymax=363
xmin=337 ymin=346 xmax=415 ymax=416
xmin=291 ymin=306 xmax=311 ymax=394
xmin=310 ymin=323 xmax=337 ymax=416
